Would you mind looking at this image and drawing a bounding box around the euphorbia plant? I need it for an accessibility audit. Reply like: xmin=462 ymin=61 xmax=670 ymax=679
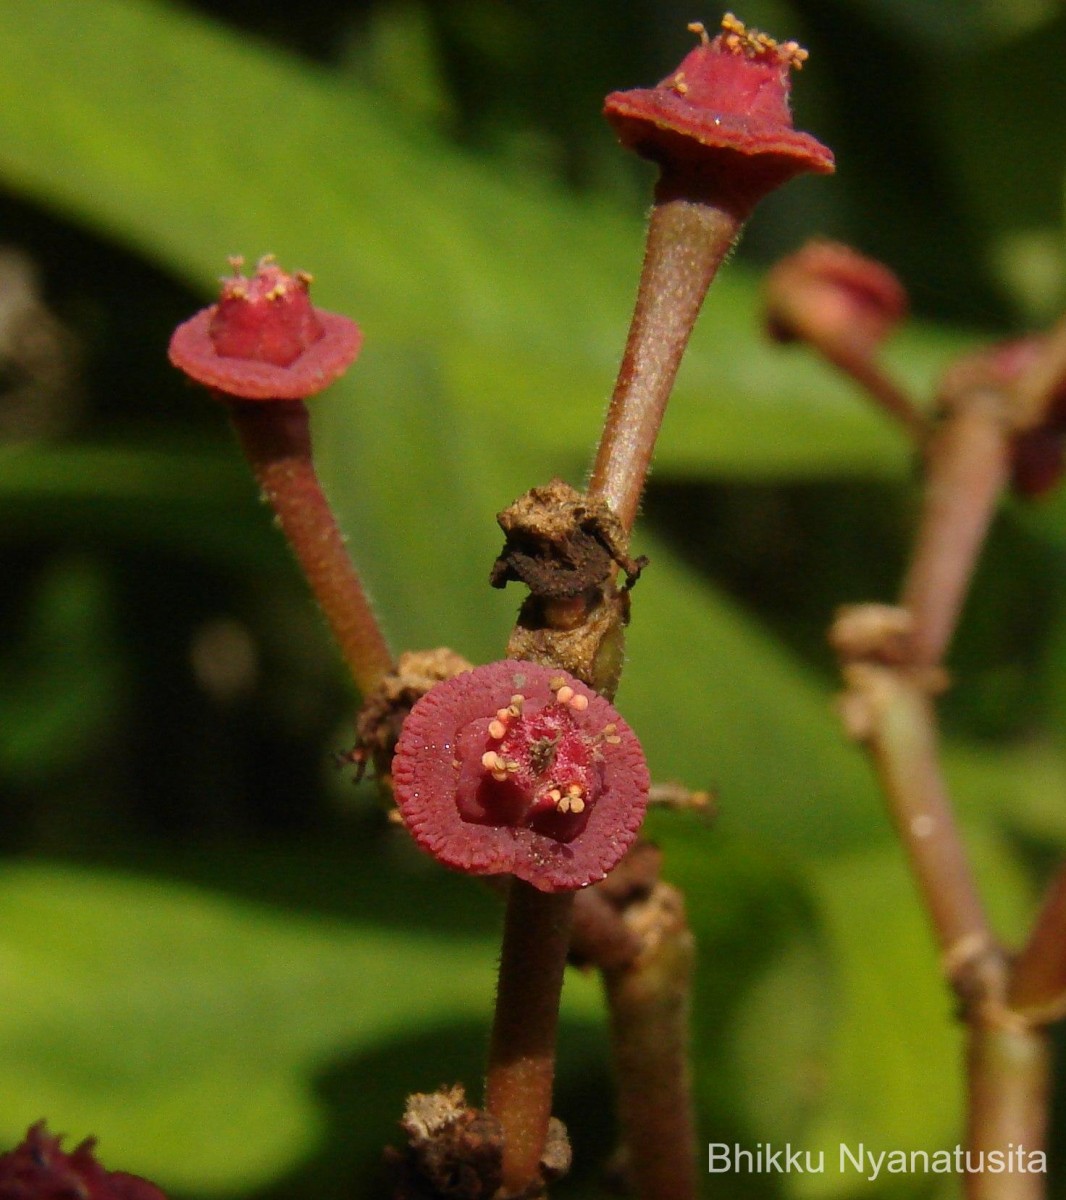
xmin=163 ymin=14 xmax=835 ymax=1200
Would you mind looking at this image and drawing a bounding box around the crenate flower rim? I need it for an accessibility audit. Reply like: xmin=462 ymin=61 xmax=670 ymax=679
xmin=604 ymin=14 xmax=834 ymax=195
xmin=391 ymin=660 xmax=650 ymax=892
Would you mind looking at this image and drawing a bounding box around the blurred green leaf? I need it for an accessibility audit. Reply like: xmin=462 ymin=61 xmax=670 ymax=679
xmin=0 ymin=0 xmax=965 ymax=485
xmin=0 ymin=860 xmax=601 ymax=1194
xmin=0 ymin=558 xmax=119 ymax=782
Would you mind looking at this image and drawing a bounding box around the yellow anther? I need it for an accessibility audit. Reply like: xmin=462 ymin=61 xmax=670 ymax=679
xmin=549 ymin=676 xmax=567 ymax=691
xmin=567 ymin=783 xmax=583 ymax=797
xmin=510 ymin=694 xmax=525 ymax=710
xmin=557 ymin=793 xmax=586 ymax=815
xmin=687 ymin=21 xmax=710 ymax=44
xmin=556 ymin=685 xmax=575 ymax=706
xmin=265 ymin=283 xmax=287 ymax=300
xmin=671 ymin=71 xmax=689 ymax=95
xmin=481 ymin=750 xmax=506 ymax=773
xmin=548 ymin=788 xmax=562 ymax=803
xmin=488 ymin=719 xmax=507 ymax=740
xmin=569 ymin=693 xmax=589 ymax=712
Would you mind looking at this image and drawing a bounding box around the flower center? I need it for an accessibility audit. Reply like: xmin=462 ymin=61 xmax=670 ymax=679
xmin=453 ymin=680 xmax=614 ymax=844
xmin=208 ymin=257 xmax=325 ymax=367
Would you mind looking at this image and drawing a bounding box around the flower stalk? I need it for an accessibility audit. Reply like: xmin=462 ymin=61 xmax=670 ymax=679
xmin=587 ymin=196 xmax=742 ymax=531
xmin=228 ymin=401 xmax=393 ymax=695
xmin=486 ymin=882 xmax=575 ymax=1196
xmin=168 ymin=257 xmax=393 ymax=698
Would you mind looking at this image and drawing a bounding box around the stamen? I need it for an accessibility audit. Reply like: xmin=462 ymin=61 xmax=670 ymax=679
xmin=488 ymin=719 xmax=507 ymax=740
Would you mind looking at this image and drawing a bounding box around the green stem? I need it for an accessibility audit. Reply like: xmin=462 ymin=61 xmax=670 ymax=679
xmin=485 ymin=881 xmax=574 ymax=1196
xmin=228 ymin=400 xmax=394 ymax=696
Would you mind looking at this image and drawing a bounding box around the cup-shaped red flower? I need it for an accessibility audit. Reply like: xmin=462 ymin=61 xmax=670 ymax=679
xmin=604 ymin=14 xmax=833 ymax=212
xmin=392 ymin=660 xmax=649 ymax=892
xmin=167 ymin=258 xmax=391 ymax=696
xmin=0 ymin=1122 xmax=167 ymax=1200
xmin=588 ymin=16 xmax=834 ymax=531
xmin=168 ymin=256 xmax=362 ymax=400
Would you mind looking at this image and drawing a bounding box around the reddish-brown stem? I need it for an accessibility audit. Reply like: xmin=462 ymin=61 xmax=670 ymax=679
xmin=602 ymin=885 xmax=698 ymax=1200
xmin=819 ymin=340 xmax=928 ymax=445
xmin=900 ymin=399 xmax=1011 ymax=667
xmin=1008 ymin=863 xmax=1066 ymax=1022
xmin=228 ymin=400 xmax=394 ymax=696
xmin=486 ymin=881 xmax=574 ymax=1196
xmin=843 ymin=665 xmax=993 ymax=966
xmin=835 ymin=363 xmax=1059 ymax=1197
xmin=966 ymin=1017 xmax=1051 ymax=1200
xmin=587 ymin=193 xmax=743 ymax=531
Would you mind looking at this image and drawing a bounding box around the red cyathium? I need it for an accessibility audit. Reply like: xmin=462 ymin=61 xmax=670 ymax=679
xmin=168 ymin=256 xmax=362 ymax=400
xmin=392 ymin=661 xmax=649 ymax=892
xmin=603 ymin=13 xmax=833 ymax=211
xmin=0 ymin=1123 xmax=167 ymax=1200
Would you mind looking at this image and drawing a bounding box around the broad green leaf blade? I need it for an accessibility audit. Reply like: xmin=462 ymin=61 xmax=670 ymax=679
xmin=0 ymin=861 xmax=601 ymax=1195
xmin=0 ymin=0 xmax=961 ymax=482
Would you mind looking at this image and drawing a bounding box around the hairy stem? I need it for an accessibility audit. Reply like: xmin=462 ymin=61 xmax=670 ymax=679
xmin=486 ymin=881 xmax=574 ymax=1196
xmin=603 ymin=885 xmax=698 ymax=1200
xmin=587 ymin=194 xmax=743 ymax=531
xmin=229 ymin=400 xmax=393 ymax=696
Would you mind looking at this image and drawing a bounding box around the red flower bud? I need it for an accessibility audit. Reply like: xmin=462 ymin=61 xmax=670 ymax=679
xmin=392 ymin=661 xmax=649 ymax=892
xmin=0 ymin=1123 xmax=167 ymax=1200
xmin=764 ymin=239 xmax=907 ymax=354
xmin=168 ymin=256 xmax=362 ymax=401
xmin=603 ymin=13 xmax=833 ymax=211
